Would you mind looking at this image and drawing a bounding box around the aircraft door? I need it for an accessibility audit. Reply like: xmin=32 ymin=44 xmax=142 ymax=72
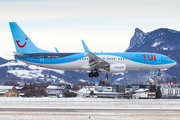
xmin=157 ymin=56 xmax=161 ymax=63
xmin=40 ymin=56 xmax=44 ymax=64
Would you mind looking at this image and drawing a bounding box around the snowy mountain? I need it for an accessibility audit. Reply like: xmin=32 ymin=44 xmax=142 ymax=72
xmin=124 ymin=28 xmax=180 ymax=83
xmin=0 ymin=58 xmax=69 ymax=84
xmin=126 ymin=28 xmax=180 ymax=52
xmin=0 ymin=57 xmax=125 ymax=84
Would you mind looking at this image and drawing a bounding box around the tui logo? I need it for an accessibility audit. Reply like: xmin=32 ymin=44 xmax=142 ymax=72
xmin=16 ymin=38 xmax=28 ymax=48
xmin=142 ymin=55 xmax=156 ymax=61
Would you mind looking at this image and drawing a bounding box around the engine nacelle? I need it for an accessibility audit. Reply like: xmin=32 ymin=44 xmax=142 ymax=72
xmin=105 ymin=63 xmax=126 ymax=73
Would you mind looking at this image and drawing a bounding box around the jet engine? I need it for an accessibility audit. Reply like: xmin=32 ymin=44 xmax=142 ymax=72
xmin=104 ymin=63 xmax=126 ymax=73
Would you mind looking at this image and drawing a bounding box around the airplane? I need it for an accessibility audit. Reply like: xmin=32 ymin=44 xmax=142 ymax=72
xmin=9 ymin=22 xmax=177 ymax=78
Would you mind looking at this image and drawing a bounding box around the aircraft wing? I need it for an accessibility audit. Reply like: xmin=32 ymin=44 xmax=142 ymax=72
xmin=81 ymin=40 xmax=109 ymax=71
xmin=87 ymin=52 xmax=109 ymax=70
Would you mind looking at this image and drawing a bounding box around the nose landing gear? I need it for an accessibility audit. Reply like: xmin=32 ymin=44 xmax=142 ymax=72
xmin=158 ymin=69 xmax=162 ymax=76
xmin=158 ymin=73 xmax=162 ymax=76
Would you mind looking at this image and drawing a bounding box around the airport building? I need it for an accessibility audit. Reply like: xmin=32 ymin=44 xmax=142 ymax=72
xmin=160 ymin=83 xmax=180 ymax=98
xmin=132 ymin=89 xmax=156 ymax=99
xmin=77 ymin=86 xmax=123 ymax=98
xmin=46 ymin=85 xmax=69 ymax=97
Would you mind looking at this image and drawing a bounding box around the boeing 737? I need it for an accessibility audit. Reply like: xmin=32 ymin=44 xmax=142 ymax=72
xmin=9 ymin=22 xmax=177 ymax=78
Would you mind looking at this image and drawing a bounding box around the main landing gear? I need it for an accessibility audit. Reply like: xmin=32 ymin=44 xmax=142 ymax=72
xmin=88 ymin=71 xmax=99 ymax=78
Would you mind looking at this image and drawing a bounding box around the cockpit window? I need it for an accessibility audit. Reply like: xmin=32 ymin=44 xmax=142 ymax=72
xmin=165 ymin=57 xmax=170 ymax=60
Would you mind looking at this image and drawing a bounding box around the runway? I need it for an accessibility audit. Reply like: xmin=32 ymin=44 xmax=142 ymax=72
xmin=0 ymin=107 xmax=180 ymax=113
xmin=0 ymin=98 xmax=180 ymax=119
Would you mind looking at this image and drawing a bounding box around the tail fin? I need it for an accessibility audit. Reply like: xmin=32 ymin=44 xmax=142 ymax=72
xmin=9 ymin=22 xmax=52 ymax=54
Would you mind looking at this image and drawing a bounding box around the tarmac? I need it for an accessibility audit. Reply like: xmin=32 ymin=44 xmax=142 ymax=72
xmin=0 ymin=107 xmax=180 ymax=113
xmin=0 ymin=98 xmax=180 ymax=119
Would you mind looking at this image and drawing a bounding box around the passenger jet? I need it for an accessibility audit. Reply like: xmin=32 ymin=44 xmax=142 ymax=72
xmin=9 ymin=22 xmax=176 ymax=77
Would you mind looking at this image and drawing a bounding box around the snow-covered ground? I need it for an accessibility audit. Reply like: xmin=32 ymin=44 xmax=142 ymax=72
xmin=0 ymin=97 xmax=180 ymax=120
xmin=0 ymin=97 xmax=180 ymax=108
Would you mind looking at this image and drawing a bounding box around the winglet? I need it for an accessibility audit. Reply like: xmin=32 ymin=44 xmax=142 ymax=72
xmin=55 ymin=47 xmax=59 ymax=53
xmin=81 ymin=40 xmax=90 ymax=53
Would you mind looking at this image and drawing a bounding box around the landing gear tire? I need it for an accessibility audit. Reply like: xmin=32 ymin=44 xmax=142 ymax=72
xmin=93 ymin=72 xmax=99 ymax=77
xmin=158 ymin=73 xmax=162 ymax=76
xmin=88 ymin=72 xmax=93 ymax=78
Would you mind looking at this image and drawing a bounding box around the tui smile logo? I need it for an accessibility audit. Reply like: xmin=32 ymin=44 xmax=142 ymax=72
xmin=16 ymin=38 xmax=28 ymax=48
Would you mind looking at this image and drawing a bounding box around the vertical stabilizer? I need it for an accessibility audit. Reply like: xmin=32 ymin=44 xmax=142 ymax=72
xmin=9 ymin=22 xmax=52 ymax=54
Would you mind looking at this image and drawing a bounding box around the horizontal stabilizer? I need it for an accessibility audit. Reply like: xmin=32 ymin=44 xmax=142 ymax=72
xmin=12 ymin=51 xmax=30 ymax=58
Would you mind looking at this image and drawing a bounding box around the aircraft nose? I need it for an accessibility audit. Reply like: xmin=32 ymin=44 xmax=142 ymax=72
xmin=171 ymin=60 xmax=177 ymax=66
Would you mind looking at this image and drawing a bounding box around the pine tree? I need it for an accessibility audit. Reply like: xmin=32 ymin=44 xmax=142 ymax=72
xmin=156 ymin=86 xmax=162 ymax=99
xmin=149 ymin=84 xmax=156 ymax=92
xmin=90 ymin=90 xmax=94 ymax=96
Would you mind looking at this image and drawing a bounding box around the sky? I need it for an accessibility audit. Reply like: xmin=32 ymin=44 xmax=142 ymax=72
xmin=0 ymin=0 xmax=180 ymax=59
